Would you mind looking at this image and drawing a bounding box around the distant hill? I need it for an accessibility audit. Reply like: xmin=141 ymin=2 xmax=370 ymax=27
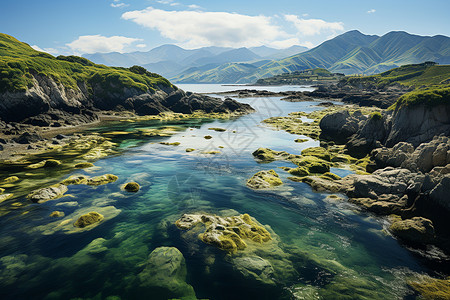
xmin=255 ymin=68 xmax=344 ymax=85
xmin=171 ymin=30 xmax=450 ymax=84
xmin=83 ymin=44 xmax=308 ymax=79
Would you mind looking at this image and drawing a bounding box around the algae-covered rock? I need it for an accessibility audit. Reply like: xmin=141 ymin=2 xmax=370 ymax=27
xmin=27 ymin=184 xmax=68 ymax=203
xmin=301 ymin=147 xmax=331 ymax=161
xmin=74 ymin=212 xmax=104 ymax=228
xmin=159 ymin=142 xmax=181 ymax=146
xmin=50 ymin=211 xmax=65 ymax=218
xmin=60 ymin=175 xmax=89 ymax=185
xmin=74 ymin=162 xmax=94 ymax=169
xmin=389 ymin=216 xmax=435 ymax=244
xmin=175 ymin=213 xmax=271 ymax=254
xmin=320 ymin=172 xmax=341 ymax=180
xmin=288 ymin=167 xmax=310 ymax=177
xmin=124 ymin=182 xmax=140 ymax=192
xmin=137 ymin=247 xmax=196 ymax=299
xmin=252 ymin=147 xmax=293 ymax=162
xmin=291 ymin=156 xmax=331 ymax=174
xmin=294 ymin=138 xmax=309 ymax=143
xmin=232 ymin=255 xmax=276 ymax=286
xmin=26 ymin=159 xmax=61 ymax=169
xmin=208 ymin=127 xmax=226 ymax=132
xmin=3 ymin=176 xmax=19 ymax=184
xmin=408 ymin=275 xmax=450 ymax=300
xmin=201 ymin=150 xmax=221 ymax=154
xmin=87 ymin=174 xmax=118 ymax=186
xmin=204 ymin=135 xmax=213 ymax=139
xmin=185 ymin=148 xmax=195 ymax=152
xmin=247 ymin=170 xmax=283 ymax=189
xmin=0 ymin=193 xmax=13 ymax=204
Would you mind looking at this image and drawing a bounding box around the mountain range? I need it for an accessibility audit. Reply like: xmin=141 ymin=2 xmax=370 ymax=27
xmin=83 ymin=30 xmax=450 ymax=84
xmin=83 ymin=44 xmax=308 ymax=79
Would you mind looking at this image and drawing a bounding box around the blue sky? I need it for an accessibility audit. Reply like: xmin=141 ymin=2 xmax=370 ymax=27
xmin=1 ymin=0 xmax=449 ymax=55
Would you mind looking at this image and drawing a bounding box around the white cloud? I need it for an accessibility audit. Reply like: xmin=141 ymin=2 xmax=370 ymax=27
xmin=31 ymin=45 xmax=59 ymax=55
xmin=111 ymin=2 xmax=129 ymax=8
xmin=188 ymin=4 xmax=202 ymax=10
xmin=367 ymin=9 xmax=376 ymax=14
xmin=284 ymin=15 xmax=344 ymax=36
xmin=31 ymin=45 xmax=45 ymax=52
xmin=66 ymin=35 xmax=143 ymax=54
xmin=302 ymin=13 xmax=309 ymax=17
xmin=122 ymin=7 xmax=291 ymax=48
xmin=136 ymin=43 xmax=147 ymax=48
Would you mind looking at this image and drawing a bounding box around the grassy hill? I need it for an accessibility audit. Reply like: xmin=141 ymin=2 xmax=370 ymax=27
xmin=0 ymin=33 xmax=173 ymax=93
xmin=340 ymin=62 xmax=450 ymax=89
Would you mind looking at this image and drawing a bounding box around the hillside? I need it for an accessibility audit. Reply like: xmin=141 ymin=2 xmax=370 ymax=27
xmin=172 ymin=30 xmax=450 ymax=84
xmin=0 ymin=33 xmax=252 ymax=125
xmin=255 ymin=68 xmax=344 ymax=85
xmin=340 ymin=62 xmax=450 ymax=89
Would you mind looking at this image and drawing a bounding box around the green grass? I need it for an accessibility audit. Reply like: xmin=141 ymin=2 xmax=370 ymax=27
xmin=0 ymin=33 xmax=174 ymax=93
xmin=392 ymin=85 xmax=450 ymax=109
xmin=340 ymin=62 xmax=450 ymax=89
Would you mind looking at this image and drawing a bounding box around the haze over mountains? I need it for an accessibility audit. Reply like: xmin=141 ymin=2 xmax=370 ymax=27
xmin=83 ymin=44 xmax=308 ymax=79
xmin=84 ymin=30 xmax=450 ymax=84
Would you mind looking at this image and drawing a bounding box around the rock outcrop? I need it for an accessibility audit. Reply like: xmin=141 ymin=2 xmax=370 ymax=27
xmin=247 ymin=170 xmax=283 ymax=190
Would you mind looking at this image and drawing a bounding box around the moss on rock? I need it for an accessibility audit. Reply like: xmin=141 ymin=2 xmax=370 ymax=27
xmin=301 ymin=147 xmax=331 ymax=161
xmin=247 ymin=170 xmax=283 ymax=189
xmin=389 ymin=216 xmax=435 ymax=244
xmin=291 ymin=156 xmax=331 ymax=174
xmin=74 ymin=162 xmax=94 ymax=169
xmin=185 ymin=148 xmax=195 ymax=152
xmin=74 ymin=212 xmax=104 ymax=228
xmin=175 ymin=213 xmax=271 ymax=254
xmin=408 ymin=275 xmax=450 ymax=300
xmin=86 ymin=174 xmax=118 ymax=186
xmin=124 ymin=182 xmax=140 ymax=192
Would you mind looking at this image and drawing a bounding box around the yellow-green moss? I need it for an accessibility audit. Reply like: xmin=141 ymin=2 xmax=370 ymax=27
xmin=185 ymin=148 xmax=195 ymax=152
xmin=408 ymin=275 xmax=450 ymax=300
xmin=124 ymin=182 xmax=140 ymax=192
xmin=320 ymin=172 xmax=341 ymax=180
xmin=74 ymin=212 xmax=104 ymax=228
xmin=3 ymin=176 xmax=19 ymax=183
xmin=86 ymin=174 xmax=118 ymax=186
xmin=74 ymin=162 xmax=94 ymax=169
xmin=301 ymin=147 xmax=331 ymax=161
xmin=159 ymin=142 xmax=181 ymax=146
xmin=204 ymin=135 xmax=213 ymax=139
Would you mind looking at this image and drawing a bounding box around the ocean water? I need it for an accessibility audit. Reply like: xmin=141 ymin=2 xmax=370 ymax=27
xmin=0 ymin=85 xmax=430 ymax=299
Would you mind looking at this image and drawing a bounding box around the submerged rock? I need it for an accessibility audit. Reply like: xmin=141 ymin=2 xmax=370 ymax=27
xmin=2 ymin=176 xmax=19 ymax=184
xmin=60 ymin=175 xmax=89 ymax=185
xmin=389 ymin=216 xmax=435 ymax=244
xmin=26 ymin=159 xmax=61 ymax=169
xmin=185 ymin=148 xmax=195 ymax=152
xmin=137 ymin=247 xmax=196 ymax=299
xmin=74 ymin=162 xmax=94 ymax=169
xmin=50 ymin=211 xmax=65 ymax=218
xmin=0 ymin=193 xmax=13 ymax=203
xmin=27 ymin=184 xmax=68 ymax=203
xmin=232 ymin=255 xmax=276 ymax=286
xmin=252 ymin=147 xmax=293 ymax=162
xmin=175 ymin=213 xmax=271 ymax=254
xmin=86 ymin=174 xmax=118 ymax=186
xmin=247 ymin=170 xmax=283 ymax=189
xmin=74 ymin=212 xmax=104 ymax=228
xmin=123 ymin=182 xmax=140 ymax=192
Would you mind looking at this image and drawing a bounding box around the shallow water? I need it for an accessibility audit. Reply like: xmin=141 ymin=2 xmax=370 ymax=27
xmin=0 ymin=85 xmax=431 ymax=299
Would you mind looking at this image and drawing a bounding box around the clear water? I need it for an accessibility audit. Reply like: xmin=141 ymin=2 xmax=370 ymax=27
xmin=0 ymin=85 xmax=430 ymax=299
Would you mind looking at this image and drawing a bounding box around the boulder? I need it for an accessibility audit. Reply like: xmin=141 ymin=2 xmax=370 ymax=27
xmin=319 ymin=110 xmax=364 ymax=141
xmin=389 ymin=216 xmax=435 ymax=244
xmin=247 ymin=170 xmax=283 ymax=189
xmin=124 ymin=182 xmax=140 ymax=192
xmin=74 ymin=212 xmax=104 ymax=228
xmin=27 ymin=184 xmax=68 ymax=203
xmin=429 ymin=174 xmax=450 ymax=212
xmin=137 ymin=247 xmax=196 ymax=299
xmin=232 ymin=256 xmax=276 ymax=286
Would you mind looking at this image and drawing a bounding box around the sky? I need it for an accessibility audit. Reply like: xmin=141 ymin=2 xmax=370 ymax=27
xmin=1 ymin=0 xmax=449 ymax=55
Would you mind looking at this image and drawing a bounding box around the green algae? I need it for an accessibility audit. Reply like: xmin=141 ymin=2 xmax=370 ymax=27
xmin=74 ymin=212 xmax=104 ymax=228
xmin=123 ymin=182 xmax=140 ymax=193
xmin=247 ymin=170 xmax=283 ymax=189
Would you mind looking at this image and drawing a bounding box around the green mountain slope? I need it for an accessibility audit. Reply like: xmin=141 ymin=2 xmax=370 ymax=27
xmin=0 ymin=33 xmax=172 ymax=93
xmin=171 ymin=62 xmax=259 ymax=83
xmin=171 ymin=31 xmax=450 ymax=84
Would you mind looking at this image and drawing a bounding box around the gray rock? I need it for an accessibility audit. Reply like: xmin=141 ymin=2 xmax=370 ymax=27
xmin=319 ymin=110 xmax=365 ymax=140
xmin=138 ymin=247 xmax=196 ymax=299
xmin=27 ymin=184 xmax=68 ymax=203
xmin=429 ymin=174 xmax=450 ymax=212
xmin=232 ymin=255 xmax=276 ymax=286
